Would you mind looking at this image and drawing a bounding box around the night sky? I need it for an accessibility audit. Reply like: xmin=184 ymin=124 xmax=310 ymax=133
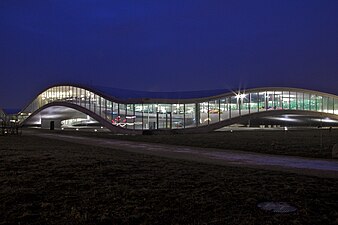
xmin=1 ymin=0 xmax=338 ymax=109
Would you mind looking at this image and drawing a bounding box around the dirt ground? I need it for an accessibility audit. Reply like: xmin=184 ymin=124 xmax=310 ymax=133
xmin=1 ymin=135 xmax=338 ymax=224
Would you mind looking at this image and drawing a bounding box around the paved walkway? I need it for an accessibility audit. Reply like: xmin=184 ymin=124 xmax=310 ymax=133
xmin=27 ymin=131 xmax=338 ymax=178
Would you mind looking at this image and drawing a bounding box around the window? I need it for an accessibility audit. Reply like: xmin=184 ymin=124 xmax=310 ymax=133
xmin=304 ymin=93 xmax=310 ymax=110
xmin=290 ymin=92 xmax=297 ymax=110
xmin=199 ymin=102 xmax=209 ymax=125
xmin=220 ymin=98 xmax=229 ymax=120
xmin=282 ymin=91 xmax=289 ymax=109
xmin=185 ymin=104 xmax=196 ymax=128
xmin=250 ymin=93 xmax=258 ymax=113
xmin=267 ymin=91 xmax=274 ymax=110
xmin=209 ymin=100 xmax=219 ymax=124
xmin=258 ymin=92 xmax=266 ymax=111
xmin=296 ymin=92 xmax=303 ymax=110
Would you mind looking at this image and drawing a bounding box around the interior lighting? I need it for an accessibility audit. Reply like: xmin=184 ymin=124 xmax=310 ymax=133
xmin=126 ymin=116 xmax=136 ymax=119
xmin=323 ymin=117 xmax=335 ymax=123
xmin=235 ymin=93 xmax=247 ymax=100
xmin=76 ymin=128 xmax=79 ymax=131
xmin=313 ymin=118 xmax=337 ymax=123
xmin=265 ymin=116 xmax=298 ymax=122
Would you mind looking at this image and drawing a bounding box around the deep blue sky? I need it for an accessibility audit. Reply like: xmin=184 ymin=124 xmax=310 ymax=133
xmin=1 ymin=0 xmax=338 ymax=108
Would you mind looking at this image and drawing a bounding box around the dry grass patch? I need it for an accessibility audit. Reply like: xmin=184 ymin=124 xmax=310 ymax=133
xmin=1 ymin=135 xmax=338 ymax=224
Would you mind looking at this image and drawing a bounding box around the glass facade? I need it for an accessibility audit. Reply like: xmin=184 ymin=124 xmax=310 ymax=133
xmin=19 ymin=86 xmax=338 ymax=130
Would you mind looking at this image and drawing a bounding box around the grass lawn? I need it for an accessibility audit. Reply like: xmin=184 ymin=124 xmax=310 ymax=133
xmin=1 ymin=135 xmax=338 ymax=224
xmin=49 ymin=128 xmax=338 ymax=159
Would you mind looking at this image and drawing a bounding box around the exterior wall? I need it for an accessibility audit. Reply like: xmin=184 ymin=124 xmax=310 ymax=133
xmin=41 ymin=119 xmax=62 ymax=130
xmin=19 ymin=85 xmax=338 ymax=130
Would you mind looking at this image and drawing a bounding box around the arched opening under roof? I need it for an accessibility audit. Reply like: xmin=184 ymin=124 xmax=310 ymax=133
xmin=21 ymin=102 xmax=142 ymax=134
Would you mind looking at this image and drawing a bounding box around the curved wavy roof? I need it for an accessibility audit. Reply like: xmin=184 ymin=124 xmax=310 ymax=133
xmin=89 ymin=85 xmax=231 ymax=100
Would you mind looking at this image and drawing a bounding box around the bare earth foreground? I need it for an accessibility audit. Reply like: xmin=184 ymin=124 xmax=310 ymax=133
xmin=1 ymin=132 xmax=338 ymax=224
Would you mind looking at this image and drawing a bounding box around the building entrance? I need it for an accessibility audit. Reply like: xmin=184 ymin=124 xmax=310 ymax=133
xmin=157 ymin=112 xmax=171 ymax=129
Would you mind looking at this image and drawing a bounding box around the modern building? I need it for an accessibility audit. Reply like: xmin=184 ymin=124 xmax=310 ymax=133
xmin=1 ymin=108 xmax=21 ymax=135
xmin=17 ymin=84 xmax=338 ymax=133
xmin=0 ymin=109 xmax=6 ymax=123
